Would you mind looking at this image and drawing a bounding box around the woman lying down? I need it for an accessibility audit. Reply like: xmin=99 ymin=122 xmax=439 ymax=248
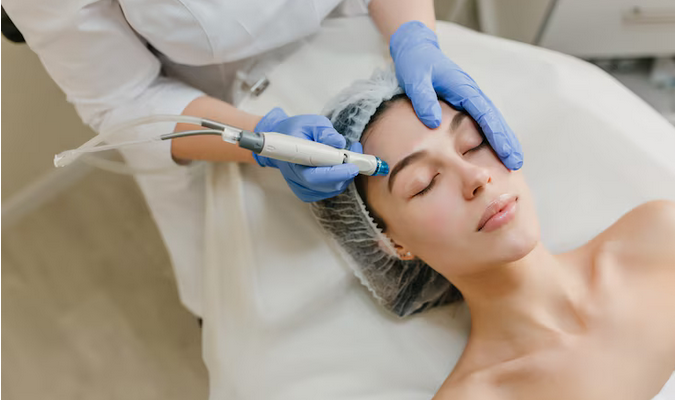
xmin=312 ymin=68 xmax=675 ymax=400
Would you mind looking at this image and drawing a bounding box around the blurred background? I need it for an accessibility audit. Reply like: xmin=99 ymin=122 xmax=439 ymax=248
xmin=2 ymin=0 xmax=674 ymax=398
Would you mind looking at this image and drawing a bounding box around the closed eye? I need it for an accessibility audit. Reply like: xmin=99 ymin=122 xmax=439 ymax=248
xmin=413 ymin=173 xmax=439 ymax=197
xmin=463 ymin=139 xmax=488 ymax=155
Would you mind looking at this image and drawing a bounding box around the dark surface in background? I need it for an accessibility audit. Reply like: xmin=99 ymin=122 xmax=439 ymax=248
xmin=2 ymin=6 xmax=26 ymax=43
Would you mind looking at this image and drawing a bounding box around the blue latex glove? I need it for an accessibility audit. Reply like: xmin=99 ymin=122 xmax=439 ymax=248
xmin=253 ymin=107 xmax=362 ymax=202
xmin=390 ymin=21 xmax=523 ymax=170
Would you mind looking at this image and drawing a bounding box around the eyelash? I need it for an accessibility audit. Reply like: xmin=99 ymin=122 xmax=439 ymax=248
xmin=414 ymin=173 xmax=439 ymax=197
xmin=413 ymin=140 xmax=488 ymax=198
xmin=464 ymin=139 xmax=488 ymax=155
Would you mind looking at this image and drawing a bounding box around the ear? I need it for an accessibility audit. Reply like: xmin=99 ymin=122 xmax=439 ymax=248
xmin=379 ymin=227 xmax=416 ymax=260
xmin=374 ymin=230 xmax=416 ymax=260
xmin=393 ymin=242 xmax=415 ymax=261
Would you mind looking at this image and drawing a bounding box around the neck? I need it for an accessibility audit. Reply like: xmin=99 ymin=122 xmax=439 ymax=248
xmin=452 ymin=242 xmax=589 ymax=358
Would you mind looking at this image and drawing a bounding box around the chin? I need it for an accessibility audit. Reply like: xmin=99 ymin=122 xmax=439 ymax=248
xmin=492 ymin=186 xmax=541 ymax=262
xmin=495 ymin=219 xmax=540 ymax=263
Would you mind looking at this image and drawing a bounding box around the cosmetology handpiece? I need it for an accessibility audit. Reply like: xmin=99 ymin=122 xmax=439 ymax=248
xmin=53 ymin=115 xmax=389 ymax=176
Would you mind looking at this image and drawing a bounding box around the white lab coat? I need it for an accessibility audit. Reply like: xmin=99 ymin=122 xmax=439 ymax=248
xmin=3 ymin=0 xmax=370 ymax=317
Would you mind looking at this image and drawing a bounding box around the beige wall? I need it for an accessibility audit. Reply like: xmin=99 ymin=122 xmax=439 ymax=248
xmin=476 ymin=0 xmax=554 ymax=44
xmin=436 ymin=0 xmax=480 ymax=30
xmin=2 ymin=37 xmax=94 ymax=201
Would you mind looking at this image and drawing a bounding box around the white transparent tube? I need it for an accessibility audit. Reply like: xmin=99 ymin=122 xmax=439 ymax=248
xmin=80 ymin=154 xmax=204 ymax=175
xmin=54 ymin=137 xmax=163 ymax=167
xmin=54 ymin=115 xmax=205 ymax=168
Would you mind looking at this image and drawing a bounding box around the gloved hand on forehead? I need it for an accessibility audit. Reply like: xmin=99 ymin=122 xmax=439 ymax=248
xmin=253 ymin=107 xmax=362 ymax=202
xmin=390 ymin=21 xmax=523 ymax=171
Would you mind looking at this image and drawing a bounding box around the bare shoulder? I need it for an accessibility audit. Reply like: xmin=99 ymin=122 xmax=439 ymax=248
xmin=432 ymin=374 xmax=502 ymax=400
xmin=610 ymin=200 xmax=675 ymax=233
xmin=592 ymin=200 xmax=675 ymax=272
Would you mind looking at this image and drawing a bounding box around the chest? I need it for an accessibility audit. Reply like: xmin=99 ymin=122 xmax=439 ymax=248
xmin=497 ymin=333 xmax=674 ymax=400
xmin=497 ymin=252 xmax=675 ymax=400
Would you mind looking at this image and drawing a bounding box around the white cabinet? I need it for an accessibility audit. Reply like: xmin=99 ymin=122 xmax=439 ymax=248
xmin=478 ymin=0 xmax=675 ymax=58
xmin=540 ymin=0 xmax=675 ymax=57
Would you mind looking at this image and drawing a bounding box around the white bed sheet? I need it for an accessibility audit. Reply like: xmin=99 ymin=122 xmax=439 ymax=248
xmin=203 ymin=17 xmax=675 ymax=399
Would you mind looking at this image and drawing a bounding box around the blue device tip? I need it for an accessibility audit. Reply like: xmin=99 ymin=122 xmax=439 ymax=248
xmin=373 ymin=158 xmax=389 ymax=176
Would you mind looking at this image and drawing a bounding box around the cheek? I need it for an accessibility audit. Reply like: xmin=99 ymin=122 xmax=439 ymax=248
xmin=513 ymin=183 xmax=541 ymax=240
xmin=397 ymin=193 xmax=466 ymax=250
xmin=416 ymin=198 xmax=456 ymax=237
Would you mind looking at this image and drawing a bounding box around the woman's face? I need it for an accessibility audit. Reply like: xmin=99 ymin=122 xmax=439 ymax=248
xmin=361 ymin=99 xmax=540 ymax=278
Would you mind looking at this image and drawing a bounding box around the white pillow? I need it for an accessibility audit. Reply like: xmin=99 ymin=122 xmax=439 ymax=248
xmin=215 ymin=16 xmax=675 ymax=399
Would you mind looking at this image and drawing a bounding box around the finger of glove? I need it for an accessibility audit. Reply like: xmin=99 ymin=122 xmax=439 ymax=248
xmin=277 ymin=115 xmax=342 ymax=146
xmin=252 ymin=152 xmax=274 ymax=168
xmin=348 ymin=141 xmax=363 ymax=154
xmin=313 ymin=126 xmax=346 ymax=149
xmin=334 ymin=178 xmax=353 ymax=193
xmin=483 ymin=97 xmax=523 ymax=170
xmin=302 ymin=163 xmax=359 ymax=186
xmin=288 ymin=184 xmax=322 ymax=203
xmin=434 ymin=67 xmax=480 ymax=110
xmin=463 ymin=95 xmax=524 ymax=170
xmin=405 ymin=76 xmax=442 ymax=129
xmin=286 ymin=173 xmax=349 ymax=202
xmin=463 ymin=96 xmax=509 ymax=156
xmin=255 ymin=107 xmax=288 ymax=133
xmin=291 ymin=114 xmax=333 ymax=129
xmin=292 ymin=186 xmax=343 ymax=203
xmin=500 ymin=145 xmax=524 ymax=170
xmin=278 ymin=165 xmax=327 ymax=202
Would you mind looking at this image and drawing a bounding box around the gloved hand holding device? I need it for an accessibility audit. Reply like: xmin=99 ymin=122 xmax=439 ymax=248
xmin=253 ymin=107 xmax=363 ymax=202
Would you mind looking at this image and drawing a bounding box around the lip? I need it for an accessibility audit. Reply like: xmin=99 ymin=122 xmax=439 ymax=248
xmin=477 ymin=194 xmax=518 ymax=232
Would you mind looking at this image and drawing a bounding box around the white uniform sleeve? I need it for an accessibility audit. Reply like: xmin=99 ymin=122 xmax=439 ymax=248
xmin=2 ymin=0 xmax=206 ymax=169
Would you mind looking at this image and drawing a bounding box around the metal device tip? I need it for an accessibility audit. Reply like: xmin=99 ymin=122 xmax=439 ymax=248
xmin=373 ymin=158 xmax=389 ymax=176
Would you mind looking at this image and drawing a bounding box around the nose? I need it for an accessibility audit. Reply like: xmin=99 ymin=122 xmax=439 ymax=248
xmin=461 ymin=165 xmax=492 ymax=199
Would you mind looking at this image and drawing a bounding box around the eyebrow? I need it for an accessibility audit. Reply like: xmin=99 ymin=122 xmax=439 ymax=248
xmin=387 ymin=112 xmax=468 ymax=193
